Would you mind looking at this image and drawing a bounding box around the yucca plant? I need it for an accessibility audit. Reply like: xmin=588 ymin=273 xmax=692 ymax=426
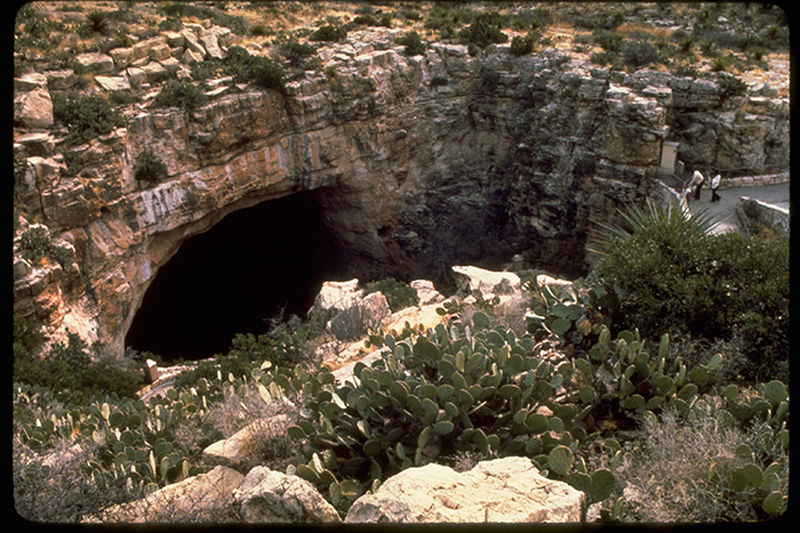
xmin=587 ymin=200 xmax=728 ymax=340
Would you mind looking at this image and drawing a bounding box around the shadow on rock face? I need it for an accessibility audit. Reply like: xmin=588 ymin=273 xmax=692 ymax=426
xmin=125 ymin=190 xmax=347 ymax=361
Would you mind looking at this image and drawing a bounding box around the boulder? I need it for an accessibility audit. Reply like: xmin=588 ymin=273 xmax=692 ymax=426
xmin=141 ymin=61 xmax=169 ymax=84
xmin=14 ymin=86 xmax=53 ymax=129
xmin=181 ymin=27 xmax=206 ymax=57
xmin=125 ymin=67 xmax=148 ymax=88
xmin=182 ymin=47 xmax=205 ymax=66
xmin=14 ymin=72 xmax=48 ymax=91
xmin=149 ymin=42 xmax=172 ymax=61
xmin=74 ymin=52 xmax=115 ymax=74
xmin=233 ymin=466 xmax=342 ymax=523
xmin=14 ymin=132 xmax=55 ymax=157
xmin=345 ymin=457 xmax=584 ymax=523
xmin=95 ymin=75 xmax=131 ymax=92
xmin=312 ymin=279 xmax=363 ymax=312
xmin=199 ymin=28 xmax=224 ymax=60
xmin=109 ymin=47 xmax=134 ymax=69
xmin=410 ymin=279 xmax=444 ymax=305
xmin=89 ymin=465 xmax=245 ymax=523
xmin=44 ymin=69 xmax=77 ymax=90
xmin=329 ymin=291 xmax=390 ymax=340
xmin=203 ymin=415 xmax=291 ymax=469
xmin=451 ymin=265 xmax=522 ymax=298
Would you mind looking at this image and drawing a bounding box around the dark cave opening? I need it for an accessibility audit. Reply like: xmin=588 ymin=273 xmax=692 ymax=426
xmin=125 ymin=190 xmax=348 ymax=361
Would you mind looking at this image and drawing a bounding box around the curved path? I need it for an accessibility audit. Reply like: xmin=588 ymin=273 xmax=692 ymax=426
xmin=686 ymin=181 xmax=790 ymax=234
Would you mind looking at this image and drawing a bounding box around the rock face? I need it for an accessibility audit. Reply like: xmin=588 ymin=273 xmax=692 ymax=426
xmin=233 ymin=466 xmax=342 ymax=523
xmin=12 ymin=22 xmax=790 ymax=358
xmin=345 ymin=456 xmax=585 ymax=523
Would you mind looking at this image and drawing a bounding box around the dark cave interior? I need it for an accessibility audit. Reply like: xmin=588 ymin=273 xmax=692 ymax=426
xmin=125 ymin=190 xmax=348 ymax=361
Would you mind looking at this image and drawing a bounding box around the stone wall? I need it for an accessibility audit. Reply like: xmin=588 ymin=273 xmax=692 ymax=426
xmin=13 ymin=25 xmax=790 ymax=358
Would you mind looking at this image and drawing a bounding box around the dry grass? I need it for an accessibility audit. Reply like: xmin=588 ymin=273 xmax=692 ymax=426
xmin=618 ymin=409 xmax=789 ymax=522
xmin=205 ymin=383 xmax=302 ymax=472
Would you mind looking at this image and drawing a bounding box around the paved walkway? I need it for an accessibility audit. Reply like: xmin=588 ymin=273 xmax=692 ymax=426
xmin=686 ymin=181 xmax=790 ymax=234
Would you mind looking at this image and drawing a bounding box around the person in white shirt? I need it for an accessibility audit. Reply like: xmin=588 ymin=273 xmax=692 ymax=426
xmin=688 ymin=170 xmax=705 ymax=200
xmin=710 ymin=174 xmax=721 ymax=203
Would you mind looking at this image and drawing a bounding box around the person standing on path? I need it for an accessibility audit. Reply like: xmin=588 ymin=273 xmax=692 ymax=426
xmin=710 ymin=174 xmax=721 ymax=203
xmin=688 ymin=170 xmax=705 ymax=200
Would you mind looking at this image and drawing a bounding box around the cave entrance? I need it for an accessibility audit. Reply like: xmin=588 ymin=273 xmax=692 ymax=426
xmin=125 ymin=189 xmax=348 ymax=361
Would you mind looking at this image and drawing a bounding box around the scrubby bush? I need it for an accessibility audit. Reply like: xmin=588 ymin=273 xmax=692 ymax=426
xmin=363 ymin=278 xmax=419 ymax=312
xmin=279 ymin=40 xmax=317 ymax=67
xmin=13 ymin=331 xmax=143 ymax=404
xmin=424 ymin=4 xmax=475 ymax=39
xmin=621 ymin=40 xmax=660 ymax=69
xmin=509 ymin=33 xmax=535 ymax=56
xmin=13 ymin=313 xmax=45 ymax=370
xmin=619 ymin=409 xmax=789 ymax=521
xmin=224 ymin=46 xmax=285 ymax=91
xmin=396 ymin=31 xmax=426 ymax=56
xmin=52 ymin=94 xmax=128 ymax=145
xmin=151 ymin=80 xmax=208 ymax=111
xmin=77 ymin=10 xmax=112 ymax=37
xmin=592 ymin=29 xmax=624 ymax=53
xmin=250 ymin=24 xmax=271 ymax=37
xmin=718 ymin=72 xmax=747 ymax=99
xmin=589 ymin=201 xmax=789 ymax=384
xmin=133 ymin=150 xmax=168 ymax=184
xmin=458 ymin=13 xmax=508 ymax=48
xmin=19 ymin=226 xmax=50 ymax=263
xmin=310 ymin=24 xmax=347 ymax=42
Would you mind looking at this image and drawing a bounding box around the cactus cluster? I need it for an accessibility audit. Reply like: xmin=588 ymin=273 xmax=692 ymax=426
xmin=288 ymin=312 xmax=621 ymax=512
xmin=286 ymin=300 xmax=789 ymax=518
xmin=12 ymin=279 xmax=789 ymax=521
xmin=14 ymin=380 xmax=222 ymax=495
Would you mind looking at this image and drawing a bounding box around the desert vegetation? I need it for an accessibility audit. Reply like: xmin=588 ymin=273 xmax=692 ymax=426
xmin=13 ymin=201 xmax=789 ymax=521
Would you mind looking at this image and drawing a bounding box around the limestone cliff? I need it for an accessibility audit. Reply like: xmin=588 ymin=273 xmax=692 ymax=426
xmin=13 ymin=23 xmax=789 ymax=358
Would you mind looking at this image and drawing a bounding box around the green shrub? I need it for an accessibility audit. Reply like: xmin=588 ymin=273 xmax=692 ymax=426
xmin=509 ymin=34 xmax=535 ymax=56
xmin=108 ymin=90 xmax=138 ymax=105
xmin=19 ymin=226 xmax=50 ymax=263
xmin=363 ymin=278 xmax=419 ymax=312
xmin=224 ymin=46 xmax=285 ymax=91
xmin=190 ymin=58 xmax=224 ymax=81
xmin=592 ymin=29 xmax=624 ymax=53
xmin=310 ymin=24 xmax=347 ymax=42
xmin=14 ymin=331 xmax=143 ymax=404
xmin=378 ymin=12 xmax=393 ymax=28
xmin=621 ymin=40 xmax=660 ymax=69
xmin=13 ymin=314 xmax=46 ymax=372
xmin=619 ymin=409 xmax=789 ymax=521
xmin=718 ymin=72 xmax=747 ymax=99
xmin=458 ymin=13 xmax=508 ymax=48
xmin=424 ymin=4 xmax=474 ymax=39
xmin=250 ymin=24 xmax=271 ymax=37
xmin=151 ymin=80 xmax=208 ymax=111
xmin=78 ymin=10 xmax=112 ymax=37
xmin=711 ymin=54 xmax=732 ymax=72
xmin=352 ymin=14 xmax=379 ymax=27
xmin=396 ymin=31 xmax=426 ymax=56
xmin=52 ymin=94 xmax=128 ymax=145
xmin=589 ymin=201 xmax=789 ymax=384
xmin=280 ymin=40 xmax=317 ymax=67
xmin=133 ymin=150 xmax=168 ymax=184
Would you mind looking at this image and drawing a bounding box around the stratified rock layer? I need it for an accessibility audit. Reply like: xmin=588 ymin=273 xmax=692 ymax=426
xmin=13 ymin=23 xmax=789 ymax=358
